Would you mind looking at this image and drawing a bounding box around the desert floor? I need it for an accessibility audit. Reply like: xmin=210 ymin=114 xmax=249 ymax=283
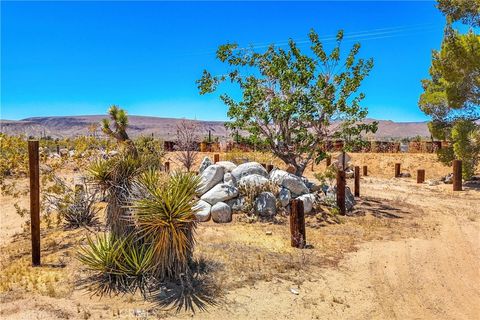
xmin=0 ymin=153 xmax=479 ymax=319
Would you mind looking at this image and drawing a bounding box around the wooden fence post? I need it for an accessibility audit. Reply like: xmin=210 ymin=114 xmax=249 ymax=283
xmin=267 ymin=164 xmax=274 ymax=173
xmin=453 ymin=160 xmax=462 ymax=191
xmin=395 ymin=163 xmax=401 ymax=178
xmin=56 ymin=144 xmax=60 ymax=155
xmin=164 ymin=161 xmax=170 ymax=173
xmin=289 ymin=199 xmax=306 ymax=248
xmin=363 ymin=165 xmax=368 ymax=176
xmin=417 ymin=169 xmax=425 ymax=184
xmin=336 ymin=170 xmax=346 ymax=215
xmin=326 ymin=156 xmax=331 ymax=168
xmin=214 ymin=154 xmax=219 ymax=163
xmin=28 ymin=140 xmax=41 ymax=266
xmin=354 ymin=166 xmax=360 ymax=197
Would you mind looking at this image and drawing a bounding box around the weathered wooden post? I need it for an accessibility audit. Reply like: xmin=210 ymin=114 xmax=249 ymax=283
xmin=267 ymin=164 xmax=274 ymax=173
xmin=363 ymin=165 xmax=368 ymax=176
xmin=354 ymin=166 xmax=360 ymax=197
xmin=164 ymin=161 xmax=170 ymax=173
xmin=336 ymin=170 xmax=346 ymax=215
xmin=326 ymin=155 xmax=331 ymax=168
xmin=395 ymin=163 xmax=401 ymax=178
xmin=56 ymin=144 xmax=60 ymax=155
xmin=28 ymin=140 xmax=41 ymax=266
xmin=417 ymin=169 xmax=425 ymax=184
xmin=214 ymin=154 xmax=219 ymax=163
xmin=289 ymin=199 xmax=306 ymax=248
xmin=453 ymin=160 xmax=462 ymax=191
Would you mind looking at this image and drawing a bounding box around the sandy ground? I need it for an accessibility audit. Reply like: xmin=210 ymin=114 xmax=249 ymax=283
xmin=0 ymin=153 xmax=479 ymax=319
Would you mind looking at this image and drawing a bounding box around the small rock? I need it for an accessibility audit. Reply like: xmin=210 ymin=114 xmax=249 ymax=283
xmin=223 ymin=172 xmax=236 ymax=187
xmin=278 ymin=187 xmax=292 ymax=207
xmin=444 ymin=173 xmax=454 ymax=184
xmin=399 ymin=172 xmax=411 ymax=178
xmin=211 ymin=202 xmax=232 ymax=223
xmin=290 ymin=288 xmax=299 ymax=295
xmin=266 ymin=231 xmax=272 ymax=235
xmin=198 ymin=157 xmax=213 ymax=174
xmin=345 ymin=168 xmax=355 ymax=179
xmin=426 ymin=179 xmax=441 ymax=186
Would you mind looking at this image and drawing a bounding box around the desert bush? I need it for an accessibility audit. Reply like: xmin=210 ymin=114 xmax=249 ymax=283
xmin=314 ymin=165 xmax=337 ymax=186
xmin=237 ymin=180 xmax=280 ymax=217
xmin=132 ymin=170 xmax=200 ymax=281
xmin=43 ymin=176 xmax=100 ymax=229
xmin=134 ymin=135 xmax=165 ymax=170
xmin=174 ymin=119 xmax=199 ymax=172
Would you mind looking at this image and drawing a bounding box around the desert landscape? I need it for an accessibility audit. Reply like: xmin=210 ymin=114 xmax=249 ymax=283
xmin=2 ymin=1 xmax=479 ymax=319
xmin=1 ymin=150 xmax=479 ymax=320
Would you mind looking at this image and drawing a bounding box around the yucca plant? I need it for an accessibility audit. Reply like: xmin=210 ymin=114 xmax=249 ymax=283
xmin=102 ymin=105 xmax=138 ymax=157
xmin=89 ymin=154 xmax=143 ymax=237
xmin=132 ymin=170 xmax=200 ymax=281
xmin=78 ymin=233 xmax=155 ymax=296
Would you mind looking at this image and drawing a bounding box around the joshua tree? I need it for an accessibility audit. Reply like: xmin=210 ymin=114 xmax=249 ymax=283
xmin=174 ymin=119 xmax=199 ymax=172
xmin=102 ymin=105 xmax=138 ymax=157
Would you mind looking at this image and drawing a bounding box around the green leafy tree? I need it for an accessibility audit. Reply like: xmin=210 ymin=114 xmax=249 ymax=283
xmin=197 ymin=29 xmax=377 ymax=176
xmin=419 ymin=0 xmax=480 ymax=179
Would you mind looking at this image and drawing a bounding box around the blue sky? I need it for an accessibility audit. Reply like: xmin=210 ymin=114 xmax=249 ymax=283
xmin=1 ymin=1 xmax=451 ymax=122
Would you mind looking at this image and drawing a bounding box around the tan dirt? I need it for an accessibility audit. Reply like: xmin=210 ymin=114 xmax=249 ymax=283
xmin=0 ymin=153 xmax=479 ymax=319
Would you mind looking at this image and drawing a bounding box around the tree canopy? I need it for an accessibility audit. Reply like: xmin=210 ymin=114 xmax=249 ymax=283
xmin=197 ymin=29 xmax=377 ymax=175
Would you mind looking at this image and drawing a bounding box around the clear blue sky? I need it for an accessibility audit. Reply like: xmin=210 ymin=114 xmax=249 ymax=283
xmin=1 ymin=1 xmax=450 ymax=122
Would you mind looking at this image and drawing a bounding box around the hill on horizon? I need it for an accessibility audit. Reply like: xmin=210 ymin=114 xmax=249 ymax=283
xmin=0 ymin=115 xmax=432 ymax=141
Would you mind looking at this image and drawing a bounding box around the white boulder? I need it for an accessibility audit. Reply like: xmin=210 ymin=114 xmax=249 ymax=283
xmin=197 ymin=165 xmax=224 ymax=195
xmin=199 ymin=157 xmax=213 ymax=174
xmin=193 ymin=200 xmax=211 ymax=222
xmin=201 ymin=183 xmax=239 ymax=205
xmin=215 ymin=161 xmax=237 ymax=173
xmin=231 ymin=162 xmax=268 ymax=181
xmin=238 ymin=174 xmax=270 ymax=188
xmin=211 ymin=202 xmax=232 ymax=223
xmin=270 ymin=169 xmax=309 ymax=196
xmin=296 ymin=193 xmax=316 ymax=214
xmin=278 ymin=187 xmax=292 ymax=207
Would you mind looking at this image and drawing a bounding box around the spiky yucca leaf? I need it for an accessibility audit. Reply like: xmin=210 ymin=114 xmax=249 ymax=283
xmin=132 ymin=171 xmax=200 ymax=280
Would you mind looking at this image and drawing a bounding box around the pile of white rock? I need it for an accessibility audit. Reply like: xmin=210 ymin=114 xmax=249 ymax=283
xmin=193 ymin=157 xmax=355 ymax=223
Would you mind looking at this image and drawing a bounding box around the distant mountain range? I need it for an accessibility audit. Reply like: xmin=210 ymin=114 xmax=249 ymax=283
xmin=0 ymin=115 xmax=432 ymax=140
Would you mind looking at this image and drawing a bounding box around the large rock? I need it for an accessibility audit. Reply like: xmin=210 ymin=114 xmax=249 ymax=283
xmin=197 ymin=165 xmax=224 ymax=195
xmin=226 ymin=197 xmax=246 ymax=213
xmin=223 ymin=172 xmax=236 ymax=187
xmin=215 ymin=161 xmax=237 ymax=173
xmin=201 ymin=183 xmax=239 ymax=205
xmin=211 ymin=202 xmax=232 ymax=223
xmin=278 ymin=187 xmax=291 ymax=207
xmin=325 ymin=186 xmax=356 ymax=212
xmin=443 ymin=173 xmax=454 ymax=184
xmin=296 ymin=193 xmax=316 ymax=214
xmin=270 ymin=169 xmax=309 ymax=196
xmin=193 ymin=200 xmax=211 ymax=222
xmin=231 ymin=162 xmax=268 ymax=181
xmin=199 ymin=157 xmax=213 ymax=174
xmin=255 ymin=192 xmax=277 ymax=217
xmin=238 ymin=174 xmax=270 ymax=188
xmin=301 ymin=177 xmax=321 ymax=192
